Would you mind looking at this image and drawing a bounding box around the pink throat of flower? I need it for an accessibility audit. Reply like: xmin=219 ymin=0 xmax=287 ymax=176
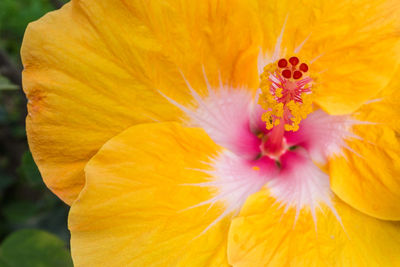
xmin=259 ymin=123 xmax=287 ymax=160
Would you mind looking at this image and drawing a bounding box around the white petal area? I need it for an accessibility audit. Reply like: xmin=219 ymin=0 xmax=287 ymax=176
xmin=248 ymin=89 xmax=268 ymax=133
xmin=192 ymin=88 xmax=254 ymax=154
xmin=184 ymin=150 xmax=278 ymax=235
xmin=268 ymin=149 xmax=340 ymax=226
xmin=161 ymin=76 xmax=261 ymax=159
xmin=285 ymin=109 xmax=361 ymax=164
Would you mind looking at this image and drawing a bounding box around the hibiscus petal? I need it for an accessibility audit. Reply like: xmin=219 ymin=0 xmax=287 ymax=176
xmin=69 ymin=123 xmax=233 ymax=266
xmin=228 ymin=189 xmax=400 ymax=266
xmin=267 ymin=149 xmax=337 ymax=225
xmin=329 ymin=70 xmax=400 ymax=220
xmin=22 ymin=0 xmax=260 ymax=204
xmin=285 ymin=109 xmax=359 ymax=165
xmin=254 ymin=0 xmax=400 ymax=114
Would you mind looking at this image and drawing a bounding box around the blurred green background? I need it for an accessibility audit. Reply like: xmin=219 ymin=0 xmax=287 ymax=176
xmin=0 ymin=0 xmax=73 ymax=266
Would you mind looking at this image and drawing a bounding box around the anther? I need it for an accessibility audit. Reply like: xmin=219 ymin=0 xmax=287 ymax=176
xmin=278 ymin=58 xmax=288 ymax=68
xmin=293 ymin=71 xmax=302 ymax=80
xmin=299 ymin=63 xmax=308 ymax=72
xmin=289 ymin=57 xmax=299 ymax=66
xmin=282 ymin=69 xmax=292 ymax=79
xmin=259 ymin=56 xmax=314 ymax=132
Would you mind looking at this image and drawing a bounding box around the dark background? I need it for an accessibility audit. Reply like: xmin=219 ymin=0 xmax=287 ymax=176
xmin=0 ymin=0 xmax=73 ymax=266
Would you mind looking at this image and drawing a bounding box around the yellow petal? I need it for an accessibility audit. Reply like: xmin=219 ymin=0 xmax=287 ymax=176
xmin=228 ymin=189 xmax=400 ymax=266
xmin=329 ymin=69 xmax=400 ymax=220
xmin=22 ymin=0 xmax=260 ymax=204
xmin=69 ymin=122 xmax=230 ymax=266
xmin=253 ymin=0 xmax=400 ymax=114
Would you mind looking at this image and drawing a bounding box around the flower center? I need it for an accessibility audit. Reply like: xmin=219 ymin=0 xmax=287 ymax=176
xmin=258 ymin=56 xmax=313 ymax=132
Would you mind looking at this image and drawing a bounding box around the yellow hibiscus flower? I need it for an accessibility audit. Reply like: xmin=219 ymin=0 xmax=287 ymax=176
xmin=22 ymin=0 xmax=400 ymax=266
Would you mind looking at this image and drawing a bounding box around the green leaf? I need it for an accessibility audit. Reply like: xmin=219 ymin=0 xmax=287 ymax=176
xmin=0 ymin=76 xmax=18 ymax=91
xmin=0 ymin=84 xmax=18 ymax=91
xmin=0 ymin=229 xmax=73 ymax=267
xmin=18 ymin=151 xmax=42 ymax=187
xmin=0 ymin=0 xmax=54 ymax=61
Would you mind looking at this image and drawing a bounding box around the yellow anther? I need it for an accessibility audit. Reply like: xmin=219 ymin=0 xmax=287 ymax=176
xmin=275 ymin=88 xmax=283 ymax=98
xmin=258 ymin=61 xmax=314 ymax=132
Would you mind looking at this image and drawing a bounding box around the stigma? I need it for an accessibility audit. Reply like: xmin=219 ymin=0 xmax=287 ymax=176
xmin=259 ymin=56 xmax=314 ymax=131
